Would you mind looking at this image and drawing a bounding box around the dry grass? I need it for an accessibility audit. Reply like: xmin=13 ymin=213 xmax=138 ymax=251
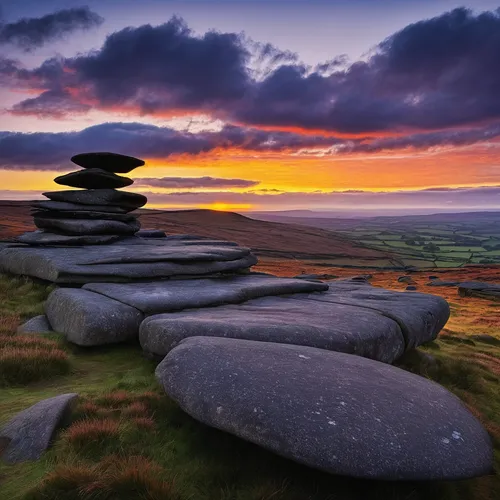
xmin=0 ymin=345 xmax=70 ymax=386
xmin=64 ymin=418 xmax=121 ymax=450
xmin=25 ymin=455 xmax=178 ymax=500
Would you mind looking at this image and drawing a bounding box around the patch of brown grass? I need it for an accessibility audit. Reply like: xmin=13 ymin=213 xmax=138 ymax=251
xmin=0 ymin=345 xmax=70 ymax=386
xmin=0 ymin=314 xmax=20 ymax=336
xmin=26 ymin=455 xmax=178 ymax=500
xmin=64 ymin=418 xmax=120 ymax=449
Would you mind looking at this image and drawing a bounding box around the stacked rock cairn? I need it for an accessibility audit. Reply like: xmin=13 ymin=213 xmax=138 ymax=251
xmin=19 ymin=152 xmax=148 ymax=245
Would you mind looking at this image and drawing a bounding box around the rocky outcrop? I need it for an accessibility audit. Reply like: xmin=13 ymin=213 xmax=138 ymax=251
xmin=0 ymin=394 xmax=78 ymax=463
xmin=21 ymin=152 xmax=146 ymax=245
xmin=157 ymin=337 xmax=494 ymax=481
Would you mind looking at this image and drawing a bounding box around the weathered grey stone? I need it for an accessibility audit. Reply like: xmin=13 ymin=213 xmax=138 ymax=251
xmin=427 ymin=280 xmax=461 ymax=287
xmin=54 ymin=169 xmax=133 ymax=189
xmin=157 ymin=337 xmax=494 ymax=481
xmin=45 ymin=289 xmax=143 ymax=345
xmin=33 ymin=210 xmax=137 ymax=223
xmin=458 ymin=281 xmax=500 ymax=299
xmin=140 ymin=294 xmax=405 ymax=363
xmin=34 ymin=216 xmax=140 ymax=236
xmin=84 ymin=275 xmax=328 ymax=315
xmin=406 ymin=285 xmax=417 ymax=291
xmin=0 ymin=394 xmax=78 ymax=463
xmin=71 ymin=152 xmax=144 ymax=173
xmin=17 ymin=231 xmax=123 ymax=246
xmin=16 ymin=315 xmax=52 ymax=334
xmin=296 ymin=282 xmax=450 ymax=350
xmin=43 ymin=189 xmax=147 ymax=209
xmin=136 ymin=229 xmax=167 ymax=238
xmin=32 ymin=200 xmax=130 ymax=214
xmin=0 ymin=242 xmax=258 ymax=283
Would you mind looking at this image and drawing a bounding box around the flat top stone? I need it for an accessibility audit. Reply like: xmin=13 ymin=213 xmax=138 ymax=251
xmin=55 ymin=169 xmax=133 ymax=189
xmin=140 ymin=293 xmax=406 ymax=363
xmin=0 ymin=394 xmax=78 ymax=463
xmin=157 ymin=337 xmax=493 ymax=481
xmin=0 ymin=240 xmax=258 ymax=283
xmin=84 ymin=275 xmax=328 ymax=314
xmin=43 ymin=189 xmax=147 ymax=209
xmin=71 ymin=152 xmax=145 ymax=173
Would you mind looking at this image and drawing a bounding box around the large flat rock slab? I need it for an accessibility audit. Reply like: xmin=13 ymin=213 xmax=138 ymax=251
xmin=46 ymin=288 xmax=143 ymax=346
xmin=140 ymin=294 xmax=406 ymax=363
xmin=296 ymin=281 xmax=450 ymax=350
xmin=0 ymin=394 xmax=78 ymax=463
xmin=84 ymin=275 xmax=329 ymax=314
xmin=0 ymin=239 xmax=257 ymax=283
xmin=157 ymin=337 xmax=493 ymax=481
xmin=71 ymin=152 xmax=144 ymax=173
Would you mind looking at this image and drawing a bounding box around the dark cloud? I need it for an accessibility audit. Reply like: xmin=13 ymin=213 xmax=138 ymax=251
xmin=0 ymin=122 xmax=341 ymax=170
xmin=134 ymin=176 xmax=259 ymax=189
xmin=10 ymin=89 xmax=91 ymax=118
xmin=0 ymin=7 xmax=104 ymax=51
xmin=3 ymin=8 xmax=500 ymax=146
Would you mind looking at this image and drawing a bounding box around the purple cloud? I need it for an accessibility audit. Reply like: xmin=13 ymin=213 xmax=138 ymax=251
xmin=134 ymin=176 xmax=259 ymax=189
xmin=4 ymin=8 xmax=500 ymax=137
xmin=0 ymin=7 xmax=104 ymax=51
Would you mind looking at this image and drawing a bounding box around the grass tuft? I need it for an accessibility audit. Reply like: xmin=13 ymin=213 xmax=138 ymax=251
xmin=64 ymin=418 xmax=120 ymax=451
xmin=0 ymin=346 xmax=70 ymax=386
xmin=25 ymin=455 xmax=178 ymax=500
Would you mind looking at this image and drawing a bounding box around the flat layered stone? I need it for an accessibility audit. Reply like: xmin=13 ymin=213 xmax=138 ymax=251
xmin=140 ymin=293 xmax=405 ymax=363
xmin=17 ymin=231 xmax=123 ymax=246
xmin=295 ymin=281 xmax=450 ymax=350
xmin=84 ymin=275 xmax=328 ymax=315
xmin=32 ymin=200 xmax=130 ymax=214
xmin=43 ymin=189 xmax=147 ymax=209
xmin=17 ymin=315 xmax=53 ymax=334
xmin=54 ymin=169 xmax=133 ymax=189
xmin=45 ymin=288 xmax=143 ymax=345
xmin=32 ymin=210 xmax=136 ymax=223
xmin=71 ymin=152 xmax=144 ymax=173
xmin=0 ymin=241 xmax=258 ymax=283
xmin=34 ymin=216 xmax=140 ymax=236
xmin=157 ymin=337 xmax=494 ymax=481
xmin=0 ymin=394 xmax=78 ymax=463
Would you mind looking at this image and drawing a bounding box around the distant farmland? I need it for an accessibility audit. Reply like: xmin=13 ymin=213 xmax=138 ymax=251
xmin=250 ymin=211 xmax=500 ymax=269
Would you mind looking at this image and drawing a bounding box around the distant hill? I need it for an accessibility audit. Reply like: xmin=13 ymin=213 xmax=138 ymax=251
xmin=139 ymin=209 xmax=389 ymax=260
xmin=0 ymin=202 xmax=390 ymax=261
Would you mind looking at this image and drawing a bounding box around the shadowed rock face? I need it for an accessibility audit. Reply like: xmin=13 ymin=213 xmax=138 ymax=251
xmin=17 ymin=231 xmax=123 ymax=246
xmin=0 ymin=394 xmax=78 ymax=464
xmin=71 ymin=152 xmax=145 ymax=173
xmin=34 ymin=216 xmax=141 ymax=235
xmin=157 ymin=337 xmax=494 ymax=481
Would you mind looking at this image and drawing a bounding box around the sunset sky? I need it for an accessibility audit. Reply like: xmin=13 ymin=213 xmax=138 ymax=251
xmin=1 ymin=0 xmax=500 ymax=213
